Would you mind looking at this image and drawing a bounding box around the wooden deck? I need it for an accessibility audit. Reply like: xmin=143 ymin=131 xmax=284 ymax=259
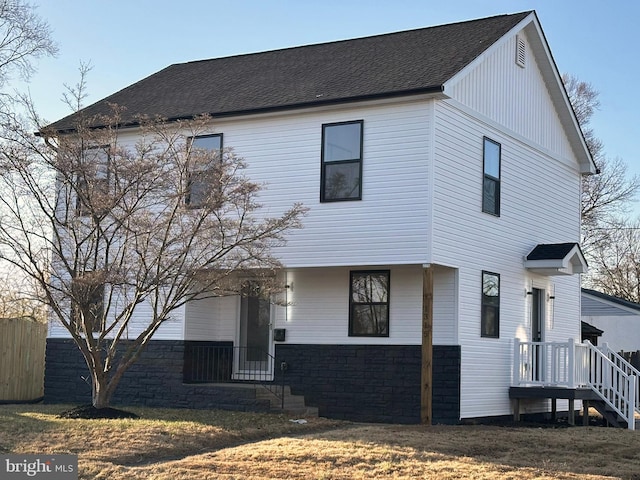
xmin=509 ymin=386 xmax=601 ymax=426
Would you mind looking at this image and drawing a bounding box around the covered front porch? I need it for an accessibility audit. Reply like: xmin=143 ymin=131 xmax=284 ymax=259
xmin=511 ymin=339 xmax=640 ymax=429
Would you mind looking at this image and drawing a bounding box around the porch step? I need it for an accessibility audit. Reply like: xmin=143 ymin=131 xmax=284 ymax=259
xmin=255 ymin=385 xmax=319 ymax=417
xmin=590 ymin=399 xmax=631 ymax=428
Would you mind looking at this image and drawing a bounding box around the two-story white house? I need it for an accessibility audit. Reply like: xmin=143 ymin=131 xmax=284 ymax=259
xmin=45 ymin=11 xmax=598 ymax=424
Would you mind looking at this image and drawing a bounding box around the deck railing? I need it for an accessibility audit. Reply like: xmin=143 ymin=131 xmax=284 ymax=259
xmin=600 ymin=343 xmax=640 ymax=414
xmin=183 ymin=343 xmax=286 ymax=409
xmin=513 ymin=338 xmax=638 ymax=430
xmin=512 ymin=338 xmax=584 ymax=387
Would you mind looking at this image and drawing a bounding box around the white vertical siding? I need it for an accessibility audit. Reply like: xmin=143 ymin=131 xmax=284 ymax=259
xmin=447 ymin=30 xmax=574 ymax=164
xmin=432 ymin=99 xmax=582 ymax=419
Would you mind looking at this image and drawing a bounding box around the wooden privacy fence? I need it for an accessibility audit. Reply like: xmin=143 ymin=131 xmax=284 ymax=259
xmin=620 ymin=351 xmax=640 ymax=371
xmin=0 ymin=317 xmax=47 ymax=402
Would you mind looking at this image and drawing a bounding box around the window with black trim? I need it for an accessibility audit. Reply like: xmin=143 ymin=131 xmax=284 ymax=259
xmin=71 ymin=272 xmax=105 ymax=333
xmin=349 ymin=270 xmax=389 ymax=337
xmin=481 ymin=271 xmax=500 ymax=338
xmin=77 ymin=145 xmax=110 ymax=216
xmin=321 ymin=120 xmax=363 ymax=202
xmin=186 ymin=134 xmax=223 ymax=208
xmin=482 ymin=137 xmax=501 ymax=216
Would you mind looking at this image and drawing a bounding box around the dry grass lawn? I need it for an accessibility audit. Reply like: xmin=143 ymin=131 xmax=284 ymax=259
xmin=1 ymin=404 xmax=639 ymax=479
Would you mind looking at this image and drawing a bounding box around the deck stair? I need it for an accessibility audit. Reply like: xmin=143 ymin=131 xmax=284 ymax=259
xmin=512 ymin=339 xmax=640 ymax=429
xmin=590 ymin=397 xmax=629 ymax=428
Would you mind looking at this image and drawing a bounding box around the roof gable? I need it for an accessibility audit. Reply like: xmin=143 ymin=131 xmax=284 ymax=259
xmin=47 ymin=12 xmax=531 ymax=131
xmin=524 ymin=243 xmax=587 ymax=276
xmin=443 ymin=12 xmax=594 ymax=174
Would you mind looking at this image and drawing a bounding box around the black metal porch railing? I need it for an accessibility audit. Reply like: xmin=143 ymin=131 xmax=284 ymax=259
xmin=183 ymin=342 xmax=286 ymax=409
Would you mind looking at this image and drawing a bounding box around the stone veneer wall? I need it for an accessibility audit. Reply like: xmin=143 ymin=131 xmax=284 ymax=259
xmin=45 ymin=339 xmax=461 ymax=424
xmin=274 ymin=344 xmax=461 ymax=424
xmin=44 ymin=339 xmax=270 ymax=411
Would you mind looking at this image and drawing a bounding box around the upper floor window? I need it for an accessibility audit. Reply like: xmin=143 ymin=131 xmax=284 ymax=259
xmin=482 ymin=137 xmax=501 ymax=216
xmin=321 ymin=120 xmax=363 ymax=202
xmin=349 ymin=270 xmax=390 ymax=337
xmin=186 ymin=134 xmax=223 ymax=208
xmin=77 ymin=146 xmax=110 ymax=217
xmin=71 ymin=272 xmax=105 ymax=333
xmin=481 ymin=271 xmax=500 ymax=338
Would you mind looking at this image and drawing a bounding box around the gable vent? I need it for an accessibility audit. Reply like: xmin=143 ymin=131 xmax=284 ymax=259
xmin=516 ymin=35 xmax=526 ymax=68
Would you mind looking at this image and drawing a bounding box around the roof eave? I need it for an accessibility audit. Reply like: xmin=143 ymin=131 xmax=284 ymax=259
xmin=524 ymin=14 xmax=596 ymax=174
xmin=41 ymin=85 xmax=446 ymax=136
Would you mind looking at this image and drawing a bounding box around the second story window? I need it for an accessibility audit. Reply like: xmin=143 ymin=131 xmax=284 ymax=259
xmin=77 ymin=146 xmax=110 ymax=217
xmin=321 ymin=120 xmax=363 ymax=202
xmin=186 ymin=134 xmax=223 ymax=208
xmin=71 ymin=271 xmax=105 ymax=333
xmin=482 ymin=137 xmax=501 ymax=216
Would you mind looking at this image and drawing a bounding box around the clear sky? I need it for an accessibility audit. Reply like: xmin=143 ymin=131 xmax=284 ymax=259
xmin=18 ymin=0 xmax=640 ymax=181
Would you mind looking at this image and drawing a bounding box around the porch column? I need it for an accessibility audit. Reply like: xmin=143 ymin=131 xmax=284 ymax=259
xmin=421 ymin=265 xmax=433 ymax=424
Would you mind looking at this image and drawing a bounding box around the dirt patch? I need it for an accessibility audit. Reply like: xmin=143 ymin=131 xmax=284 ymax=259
xmin=58 ymin=405 xmax=139 ymax=420
xmin=462 ymin=412 xmax=608 ymax=429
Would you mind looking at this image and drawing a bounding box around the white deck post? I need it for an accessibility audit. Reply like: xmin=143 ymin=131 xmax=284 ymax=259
xmin=513 ymin=338 xmax=521 ymax=386
xmin=567 ymin=338 xmax=575 ymax=388
xmin=629 ymin=375 xmax=636 ymax=430
xmin=601 ymin=342 xmax=610 ymax=391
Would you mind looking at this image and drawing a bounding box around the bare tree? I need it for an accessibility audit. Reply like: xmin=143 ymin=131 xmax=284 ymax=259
xmin=562 ymin=74 xmax=640 ymax=256
xmin=587 ymin=219 xmax=640 ymax=303
xmin=0 ymin=103 xmax=306 ymax=409
xmin=0 ymin=0 xmax=56 ymax=103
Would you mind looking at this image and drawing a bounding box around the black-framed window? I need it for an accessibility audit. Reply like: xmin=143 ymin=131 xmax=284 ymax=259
xmin=186 ymin=134 xmax=223 ymax=208
xmin=349 ymin=270 xmax=389 ymax=337
xmin=71 ymin=273 xmax=105 ymax=333
xmin=321 ymin=120 xmax=363 ymax=202
xmin=482 ymin=137 xmax=501 ymax=216
xmin=77 ymin=145 xmax=110 ymax=216
xmin=481 ymin=271 xmax=500 ymax=338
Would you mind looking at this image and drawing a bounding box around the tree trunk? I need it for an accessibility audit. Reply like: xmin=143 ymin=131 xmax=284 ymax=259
xmin=92 ymin=372 xmax=112 ymax=409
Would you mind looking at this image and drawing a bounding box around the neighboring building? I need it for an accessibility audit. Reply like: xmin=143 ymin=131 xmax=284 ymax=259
xmin=44 ymin=11 xmax=595 ymax=424
xmin=582 ymin=288 xmax=640 ymax=352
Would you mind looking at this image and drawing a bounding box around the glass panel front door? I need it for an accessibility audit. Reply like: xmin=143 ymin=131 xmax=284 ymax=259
xmin=531 ymin=288 xmax=544 ymax=381
xmin=237 ymin=282 xmax=272 ymax=377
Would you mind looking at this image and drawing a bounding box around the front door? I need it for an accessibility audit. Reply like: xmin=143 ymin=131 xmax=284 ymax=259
xmin=236 ymin=282 xmax=273 ymax=379
xmin=531 ymin=288 xmax=544 ymax=381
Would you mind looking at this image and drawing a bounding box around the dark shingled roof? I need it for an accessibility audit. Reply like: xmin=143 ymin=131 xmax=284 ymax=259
xmin=47 ymin=11 xmax=531 ymax=131
xmin=526 ymin=243 xmax=582 ymax=261
xmin=582 ymin=288 xmax=640 ymax=313
xmin=581 ymin=321 xmax=604 ymax=337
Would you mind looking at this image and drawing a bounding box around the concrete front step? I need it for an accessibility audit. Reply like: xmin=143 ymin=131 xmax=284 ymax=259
xmin=255 ymin=385 xmax=318 ymax=417
xmin=190 ymin=382 xmax=318 ymax=417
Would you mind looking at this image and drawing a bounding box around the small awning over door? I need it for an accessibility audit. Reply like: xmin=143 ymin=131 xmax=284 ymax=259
xmin=524 ymin=242 xmax=588 ymax=276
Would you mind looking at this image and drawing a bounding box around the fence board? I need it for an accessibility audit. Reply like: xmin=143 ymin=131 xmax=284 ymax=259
xmin=620 ymin=351 xmax=640 ymax=371
xmin=0 ymin=318 xmax=47 ymax=402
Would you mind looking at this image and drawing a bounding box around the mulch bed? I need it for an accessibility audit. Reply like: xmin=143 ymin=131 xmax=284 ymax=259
xmin=58 ymin=405 xmax=139 ymax=420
